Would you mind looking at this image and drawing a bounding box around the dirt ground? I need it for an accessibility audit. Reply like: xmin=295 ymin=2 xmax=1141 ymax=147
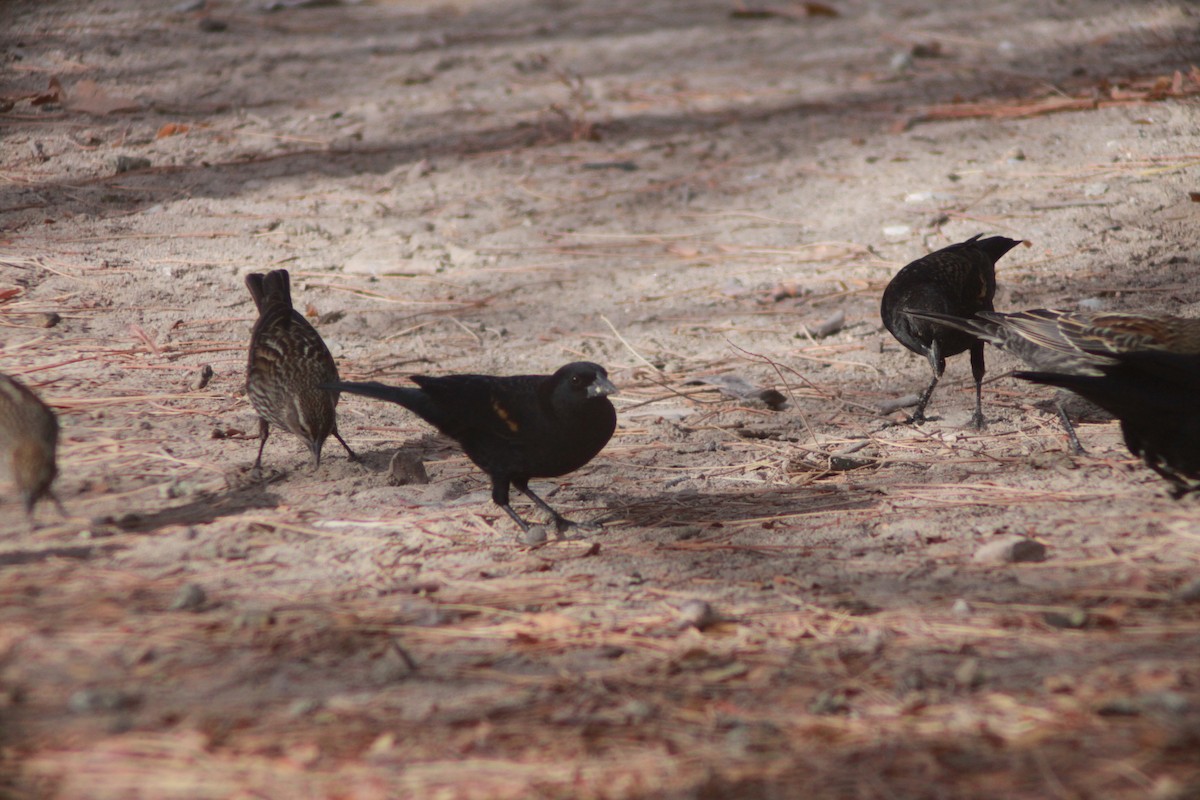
xmin=2 ymin=0 xmax=1200 ymax=797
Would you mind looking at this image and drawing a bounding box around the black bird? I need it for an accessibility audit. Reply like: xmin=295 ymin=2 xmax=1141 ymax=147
xmin=902 ymin=309 xmax=1200 ymax=452
xmin=881 ymin=234 xmax=1022 ymax=428
xmin=328 ymin=362 xmax=617 ymax=535
xmin=1017 ymin=349 xmax=1200 ymax=496
xmin=245 ymin=269 xmax=356 ymax=473
xmin=0 ymin=372 xmax=66 ymax=526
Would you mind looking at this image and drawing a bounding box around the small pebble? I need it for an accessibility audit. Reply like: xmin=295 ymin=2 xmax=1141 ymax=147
xmin=388 ymin=451 xmax=429 ymax=486
xmin=677 ymin=599 xmax=718 ymax=631
xmin=33 ymin=312 xmax=61 ymax=329
xmin=954 ymin=657 xmax=983 ymax=688
xmin=803 ymin=309 xmax=845 ymax=339
xmin=889 ymin=51 xmax=914 ymax=73
xmin=191 ymin=364 xmax=214 ymax=391
xmin=972 ymin=535 xmax=1047 ymax=564
xmin=951 ymin=598 xmax=972 ymax=616
xmin=169 ymin=582 xmax=207 ymax=612
xmin=68 ymin=688 xmax=140 ymax=714
xmin=519 ymin=525 xmax=549 ymax=546
xmin=113 ymin=155 xmax=151 ymax=173
xmin=1174 ymin=577 xmax=1200 ymax=603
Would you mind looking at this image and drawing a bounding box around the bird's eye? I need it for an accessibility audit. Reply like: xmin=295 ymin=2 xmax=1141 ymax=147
xmin=570 ymin=374 xmax=584 ymax=387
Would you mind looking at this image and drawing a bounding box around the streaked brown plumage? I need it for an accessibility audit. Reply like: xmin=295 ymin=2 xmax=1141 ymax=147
xmin=907 ymin=308 xmax=1200 ymax=492
xmin=245 ymin=269 xmax=356 ymax=472
xmin=907 ymin=308 xmax=1200 ymax=374
xmin=905 ymin=309 xmax=1200 ymax=451
xmin=1017 ymin=349 xmax=1200 ymax=497
xmin=0 ymin=372 xmax=65 ymax=525
xmin=880 ymin=234 xmax=1022 ymax=428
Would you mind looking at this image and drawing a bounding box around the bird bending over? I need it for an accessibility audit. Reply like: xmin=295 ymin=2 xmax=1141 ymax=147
xmin=880 ymin=234 xmax=1022 ymax=428
xmin=0 ymin=372 xmax=66 ymax=527
xmin=245 ymin=269 xmax=357 ymax=473
xmin=328 ymin=362 xmax=617 ymax=535
xmin=905 ymin=308 xmax=1200 ymax=452
xmin=1016 ymin=349 xmax=1200 ymax=497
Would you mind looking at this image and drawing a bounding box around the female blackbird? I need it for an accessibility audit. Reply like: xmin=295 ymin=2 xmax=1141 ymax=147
xmin=328 ymin=362 xmax=617 ymax=534
xmin=0 ymin=372 xmax=66 ymax=525
xmin=245 ymin=269 xmax=356 ymax=472
xmin=880 ymin=234 xmax=1022 ymax=428
xmin=1017 ymin=349 xmax=1200 ymax=497
xmin=909 ymin=308 xmax=1200 ymax=490
xmin=903 ymin=309 xmax=1200 ymax=451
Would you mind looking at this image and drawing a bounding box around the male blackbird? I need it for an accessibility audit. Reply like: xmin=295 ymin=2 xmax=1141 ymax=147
xmin=880 ymin=234 xmax=1022 ymax=428
xmin=0 ymin=372 xmax=66 ymax=525
xmin=903 ymin=309 xmax=1200 ymax=452
xmin=327 ymin=362 xmax=617 ymax=534
xmin=245 ymin=269 xmax=356 ymax=473
xmin=1016 ymin=349 xmax=1200 ymax=496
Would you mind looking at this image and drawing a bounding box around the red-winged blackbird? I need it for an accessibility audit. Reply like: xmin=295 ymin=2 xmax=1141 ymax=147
xmin=0 ymin=372 xmax=66 ymax=525
xmin=902 ymin=309 xmax=1200 ymax=451
xmin=1017 ymin=349 xmax=1200 ymax=496
xmin=327 ymin=362 xmax=617 ymax=534
xmin=245 ymin=269 xmax=356 ymax=473
xmin=880 ymin=234 xmax=1022 ymax=428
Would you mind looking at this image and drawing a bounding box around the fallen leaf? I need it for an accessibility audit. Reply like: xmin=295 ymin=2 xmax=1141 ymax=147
xmin=156 ymin=122 xmax=190 ymax=139
xmin=803 ymin=1 xmax=839 ymax=16
xmin=30 ymin=76 xmax=64 ymax=106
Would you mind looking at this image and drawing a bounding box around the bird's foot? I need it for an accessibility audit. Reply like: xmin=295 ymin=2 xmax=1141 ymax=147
xmin=970 ymin=412 xmax=986 ymax=430
xmin=551 ymin=514 xmax=604 ymax=540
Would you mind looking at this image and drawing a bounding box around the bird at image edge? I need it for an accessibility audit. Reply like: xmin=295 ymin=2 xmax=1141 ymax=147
xmin=328 ymin=362 xmax=617 ymax=535
xmin=0 ymin=372 xmax=66 ymax=527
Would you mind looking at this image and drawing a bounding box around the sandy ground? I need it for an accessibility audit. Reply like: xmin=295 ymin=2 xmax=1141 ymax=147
xmin=3 ymin=0 xmax=1200 ymax=797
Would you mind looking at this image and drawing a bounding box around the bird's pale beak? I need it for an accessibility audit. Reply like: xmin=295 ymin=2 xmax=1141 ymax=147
xmin=588 ymin=376 xmax=618 ymax=398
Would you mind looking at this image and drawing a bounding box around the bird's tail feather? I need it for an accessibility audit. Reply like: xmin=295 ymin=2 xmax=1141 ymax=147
xmin=325 ymin=381 xmax=441 ymax=424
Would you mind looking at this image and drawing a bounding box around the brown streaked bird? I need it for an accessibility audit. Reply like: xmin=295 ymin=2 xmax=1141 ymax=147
xmin=1017 ymin=349 xmax=1200 ymax=497
xmin=245 ymin=269 xmax=356 ymax=473
xmin=0 ymin=372 xmax=66 ymax=526
xmin=881 ymin=234 xmax=1022 ymax=428
xmin=327 ymin=362 xmax=617 ymax=536
xmin=905 ymin=309 xmax=1200 ymax=452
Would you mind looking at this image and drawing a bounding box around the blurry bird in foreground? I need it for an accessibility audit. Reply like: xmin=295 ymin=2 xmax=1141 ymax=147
xmin=328 ymin=362 xmax=617 ymax=536
xmin=881 ymin=234 xmax=1023 ymax=428
xmin=0 ymin=372 xmax=65 ymax=526
xmin=245 ymin=269 xmax=356 ymax=473
xmin=906 ymin=307 xmax=1200 ymax=495
xmin=906 ymin=309 xmax=1200 ymax=453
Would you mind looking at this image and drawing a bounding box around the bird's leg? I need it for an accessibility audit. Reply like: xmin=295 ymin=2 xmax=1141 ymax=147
xmin=50 ymin=490 xmax=67 ymax=518
xmin=252 ymin=418 xmax=270 ymax=476
xmin=1055 ymin=399 xmax=1085 ymax=455
xmin=331 ymin=424 xmax=359 ymax=463
xmin=492 ymin=479 xmax=534 ymax=533
xmin=512 ymin=480 xmax=593 ymax=538
xmin=969 ymin=341 xmax=987 ymax=430
xmin=498 ymin=502 xmax=533 ymax=532
xmin=912 ymin=342 xmax=945 ymax=424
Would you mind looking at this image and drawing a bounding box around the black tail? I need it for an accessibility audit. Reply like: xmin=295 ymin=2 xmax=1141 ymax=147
xmin=970 ymin=235 xmax=1022 ymax=263
xmin=245 ymin=269 xmax=293 ymax=313
xmin=324 ymin=380 xmax=442 ymax=425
